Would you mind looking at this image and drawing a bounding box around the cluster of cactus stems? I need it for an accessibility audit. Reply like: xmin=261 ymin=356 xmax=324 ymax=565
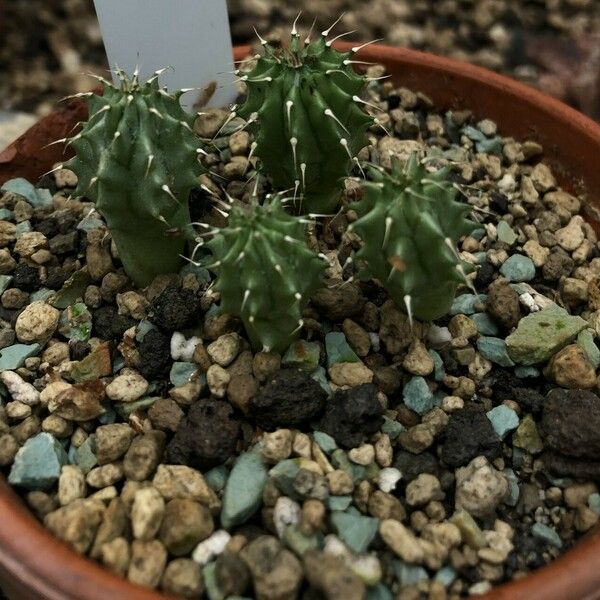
xmin=236 ymin=16 xmax=376 ymax=214
xmin=348 ymin=154 xmax=478 ymax=322
xmin=199 ymin=194 xmax=326 ymax=352
xmin=57 ymin=68 xmax=206 ymax=287
xmin=56 ymin=18 xmax=477 ymax=349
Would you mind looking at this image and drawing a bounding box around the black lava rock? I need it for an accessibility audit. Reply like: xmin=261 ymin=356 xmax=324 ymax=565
xmin=149 ymin=284 xmax=201 ymax=331
xmin=250 ymin=369 xmax=327 ymax=431
xmin=45 ymin=266 xmax=69 ymax=290
xmin=394 ymin=450 xmax=440 ymax=483
xmin=318 ymin=383 xmax=384 ymax=449
xmin=13 ymin=263 xmax=40 ymax=292
xmin=542 ymin=451 xmax=600 ymax=480
xmin=474 ymin=261 xmax=495 ymax=290
xmin=138 ymin=328 xmax=172 ymax=379
xmin=492 ymin=369 xmax=523 ymax=402
xmin=165 ymin=399 xmax=241 ymax=470
xmin=92 ymin=306 xmax=137 ymax=341
xmin=70 ymin=341 xmax=91 ymax=361
xmin=512 ymin=387 xmax=544 ymax=415
xmin=440 ymin=408 xmax=502 ymax=468
xmin=540 ymin=388 xmax=600 ymax=460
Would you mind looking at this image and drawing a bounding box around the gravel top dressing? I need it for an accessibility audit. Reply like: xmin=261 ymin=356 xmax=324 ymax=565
xmin=1 ymin=54 xmax=600 ymax=600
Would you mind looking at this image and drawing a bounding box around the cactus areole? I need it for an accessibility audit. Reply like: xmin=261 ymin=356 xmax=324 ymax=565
xmin=350 ymin=154 xmax=478 ymax=322
xmin=237 ymin=20 xmax=374 ymax=215
xmin=204 ymin=195 xmax=326 ymax=352
xmin=64 ymin=69 xmax=206 ymax=287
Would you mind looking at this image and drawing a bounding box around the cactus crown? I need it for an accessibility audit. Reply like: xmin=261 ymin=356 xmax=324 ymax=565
xmin=64 ymin=68 xmax=206 ymax=286
xmin=203 ymin=195 xmax=326 ymax=352
xmin=237 ymin=19 xmax=374 ymax=215
xmin=349 ymin=154 xmax=478 ymax=321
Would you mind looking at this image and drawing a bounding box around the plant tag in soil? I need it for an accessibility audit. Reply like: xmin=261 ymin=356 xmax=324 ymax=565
xmin=93 ymin=0 xmax=236 ymax=110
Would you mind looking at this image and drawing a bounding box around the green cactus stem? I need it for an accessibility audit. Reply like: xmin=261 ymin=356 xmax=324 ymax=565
xmin=202 ymin=194 xmax=326 ymax=352
xmin=236 ymin=18 xmax=374 ymax=215
xmin=61 ymin=68 xmax=206 ymax=287
xmin=349 ymin=154 xmax=478 ymax=322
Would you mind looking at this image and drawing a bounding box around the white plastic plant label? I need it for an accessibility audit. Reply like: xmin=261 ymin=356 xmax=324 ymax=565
xmin=93 ymin=0 xmax=236 ymax=110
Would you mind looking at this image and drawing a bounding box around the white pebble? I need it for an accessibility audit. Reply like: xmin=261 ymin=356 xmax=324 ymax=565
xmin=273 ymin=496 xmax=301 ymax=538
xmin=0 ymin=371 xmax=40 ymax=406
xmin=378 ymin=467 xmax=402 ymax=493
xmin=192 ymin=530 xmax=231 ymax=565
xmin=170 ymin=332 xmax=202 ymax=361
xmin=426 ymin=325 xmax=452 ymax=349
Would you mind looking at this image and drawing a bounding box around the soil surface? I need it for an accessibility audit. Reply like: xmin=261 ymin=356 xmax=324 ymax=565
xmin=1 ymin=52 xmax=600 ymax=598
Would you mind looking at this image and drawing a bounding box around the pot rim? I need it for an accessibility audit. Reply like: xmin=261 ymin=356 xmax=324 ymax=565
xmin=1 ymin=42 xmax=600 ymax=600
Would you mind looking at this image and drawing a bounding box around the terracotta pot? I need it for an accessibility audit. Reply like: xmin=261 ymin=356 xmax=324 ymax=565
xmin=1 ymin=43 xmax=600 ymax=600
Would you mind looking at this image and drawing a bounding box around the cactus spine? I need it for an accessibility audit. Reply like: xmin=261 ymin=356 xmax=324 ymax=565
xmin=349 ymin=154 xmax=478 ymax=321
xmin=203 ymin=195 xmax=326 ymax=352
xmin=63 ymin=69 xmax=206 ymax=286
xmin=237 ymin=19 xmax=374 ymax=214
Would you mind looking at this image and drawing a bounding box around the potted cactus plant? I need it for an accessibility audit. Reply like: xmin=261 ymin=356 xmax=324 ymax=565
xmin=2 ymin=16 xmax=600 ymax=600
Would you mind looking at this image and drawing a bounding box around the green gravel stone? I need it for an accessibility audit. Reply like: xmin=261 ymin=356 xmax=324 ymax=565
xmin=327 ymin=495 xmax=353 ymax=511
xmin=531 ymin=523 xmax=562 ymax=548
xmin=0 ymin=275 xmax=12 ymax=295
xmin=497 ymin=221 xmax=518 ymax=245
xmin=312 ymin=431 xmax=338 ymax=454
xmin=325 ymin=331 xmax=361 ymax=366
xmin=0 ymin=343 xmax=41 ymax=371
xmin=169 ymin=362 xmax=199 ymax=386
xmin=486 ymin=405 xmax=519 ymax=439
xmin=282 ymin=525 xmax=321 ymax=555
xmin=577 ymin=329 xmax=600 ymax=369
xmin=403 ymin=377 xmax=434 ymax=415
xmin=477 ymin=336 xmax=515 ymax=367
xmin=9 ymin=433 xmax=68 ymax=490
xmin=221 ymin=451 xmax=267 ymax=529
xmin=310 ymin=366 xmax=332 ymax=395
xmin=330 ymin=511 xmax=379 ymax=553
xmin=72 ymin=435 xmax=97 ymax=474
xmin=450 ymin=294 xmax=487 ymax=315
xmin=435 ymin=566 xmax=457 ymax=586
xmin=1 ymin=178 xmax=53 ymax=207
xmin=392 ymin=561 xmax=429 ymax=586
xmin=204 ymin=465 xmax=229 ymax=492
xmin=382 ymin=416 xmax=405 ymax=440
xmin=428 ymin=349 xmax=445 ymax=381
xmin=472 ymin=312 xmax=500 ymax=336
xmin=500 ymin=254 xmax=536 ymax=282
xmin=514 ymin=366 xmax=540 ymax=378
xmin=202 ymin=562 xmax=225 ymax=600
xmin=588 ymin=493 xmax=600 ymax=515
xmin=15 ymin=221 xmax=32 ymax=237
xmin=506 ymin=305 xmax=587 ymax=365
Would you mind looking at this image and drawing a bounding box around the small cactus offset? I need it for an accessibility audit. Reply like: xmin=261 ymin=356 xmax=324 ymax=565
xmin=237 ymin=18 xmax=374 ymax=214
xmin=63 ymin=69 xmax=206 ymax=286
xmin=349 ymin=154 xmax=478 ymax=321
xmin=204 ymin=195 xmax=326 ymax=352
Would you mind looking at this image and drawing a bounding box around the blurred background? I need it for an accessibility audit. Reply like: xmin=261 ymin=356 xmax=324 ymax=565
xmin=0 ymin=0 xmax=599 ymax=147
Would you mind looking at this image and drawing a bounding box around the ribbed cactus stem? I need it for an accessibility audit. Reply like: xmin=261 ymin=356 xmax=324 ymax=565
xmin=349 ymin=154 xmax=478 ymax=321
xmin=237 ymin=20 xmax=374 ymax=215
xmin=64 ymin=68 xmax=206 ymax=286
xmin=204 ymin=195 xmax=326 ymax=352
